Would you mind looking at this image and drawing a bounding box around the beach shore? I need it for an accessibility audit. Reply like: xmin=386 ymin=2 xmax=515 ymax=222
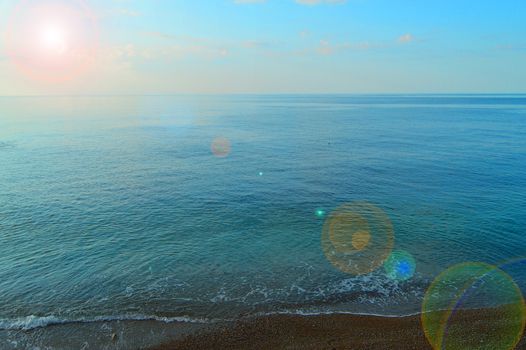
xmin=151 ymin=313 xmax=429 ymax=350
xmin=151 ymin=311 xmax=526 ymax=350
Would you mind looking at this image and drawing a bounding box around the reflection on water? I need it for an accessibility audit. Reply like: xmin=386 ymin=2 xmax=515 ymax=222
xmin=0 ymin=95 xmax=525 ymax=337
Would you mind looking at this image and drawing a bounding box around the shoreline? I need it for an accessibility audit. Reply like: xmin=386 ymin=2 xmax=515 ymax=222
xmin=2 ymin=307 xmax=525 ymax=349
xmin=151 ymin=309 xmax=526 ymax=350
xmin=150 ymin=313 xmax=432 ymax=350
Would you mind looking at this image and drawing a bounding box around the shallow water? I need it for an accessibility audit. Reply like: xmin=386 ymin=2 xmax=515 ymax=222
xmin=0 ymin=95 xmax=525 ymax=348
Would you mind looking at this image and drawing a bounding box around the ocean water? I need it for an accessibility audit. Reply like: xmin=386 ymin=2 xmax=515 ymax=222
xmin=0 ymin=95 xmax=525 ymax=348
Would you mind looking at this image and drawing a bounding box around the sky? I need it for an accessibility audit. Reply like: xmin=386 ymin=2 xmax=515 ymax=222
xmin=0 ymin=0 xmax=525 ymax=95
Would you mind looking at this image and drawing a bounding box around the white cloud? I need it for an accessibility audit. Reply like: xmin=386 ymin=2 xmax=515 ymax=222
xmin=299 ymin=30 xmax=310 ymax=38
xmin=398 ymin=33 xmax=414 ymax=44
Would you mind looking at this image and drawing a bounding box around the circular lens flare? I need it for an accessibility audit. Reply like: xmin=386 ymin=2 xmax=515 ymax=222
xmin=351 ymin=230 xmax=371 ymax=251
xmin=383 ymin=250 xmax=416 ymax=281
xmin=315 ymin=209 xmax=326 ymax=218
xmin=321 ymin=202 xmax=394 ymax=275
xmin=211 ymin=137 xmax=231 ymax=158
xmin=421 ymin=262 xmax=525 ymax=350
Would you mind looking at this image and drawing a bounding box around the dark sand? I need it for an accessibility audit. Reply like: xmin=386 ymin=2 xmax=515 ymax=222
xmin=151 ymin=311 xmax=526 ymax=350
xmin=151 ymin=313 xmax=429 ymax=350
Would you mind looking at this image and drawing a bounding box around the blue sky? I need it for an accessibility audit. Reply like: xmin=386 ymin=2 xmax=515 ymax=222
xmin=0 ymin=0 xmax=525 ymax=94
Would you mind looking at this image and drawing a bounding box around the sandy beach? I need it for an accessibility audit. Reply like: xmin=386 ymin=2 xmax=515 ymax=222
xmin=151 ymin=314 xmax=428 ymax=350
xmin=151 ymin=310 xmax=526 ymax=350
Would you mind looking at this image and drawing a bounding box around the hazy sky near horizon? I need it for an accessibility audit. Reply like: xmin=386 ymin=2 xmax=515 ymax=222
xmin=0 ymin=0 xmax=525 ymax=95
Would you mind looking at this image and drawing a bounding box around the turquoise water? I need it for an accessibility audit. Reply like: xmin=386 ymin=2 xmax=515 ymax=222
xmin=0 ymin=95 xmax=525 ymax=346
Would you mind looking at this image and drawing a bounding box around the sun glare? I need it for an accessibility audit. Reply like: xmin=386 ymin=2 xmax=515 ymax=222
xmin=5 ymin=0 xmax=98 ymax=82
xmin=39 ymin=23 xmax=68 ymax=55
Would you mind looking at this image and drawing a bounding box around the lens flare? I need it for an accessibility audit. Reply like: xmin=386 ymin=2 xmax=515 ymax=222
xmin=40 ymin=23 xmax=68 ymax=55
xmin=211 ymin=137 xmax=231 ymax=158
xmin=421 ymin=262 xmax=525 ymax=350
xmin=384 ymin=250 xmax=416 ymax=281
xmin=321 ymin=202 xmax=394 ymax=275
xmin=315 ymin=209 xmax=326 ymax=218
xmin=5 ymin=0 xmax=98 ymax=82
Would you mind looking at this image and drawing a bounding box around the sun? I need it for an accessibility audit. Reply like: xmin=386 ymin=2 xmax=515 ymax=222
xmin=5 ymin=0 xmax=98 ymax=82
xmin=39 ymin=22 xmax=68 ymax=55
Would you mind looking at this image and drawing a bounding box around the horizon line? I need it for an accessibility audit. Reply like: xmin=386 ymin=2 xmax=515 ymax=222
xmin=1 ymin=92 xmax=526 ymax=98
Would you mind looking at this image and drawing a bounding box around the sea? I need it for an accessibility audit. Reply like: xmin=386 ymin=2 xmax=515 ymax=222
xmin=0 ymin=94 xmax=525 ymax=349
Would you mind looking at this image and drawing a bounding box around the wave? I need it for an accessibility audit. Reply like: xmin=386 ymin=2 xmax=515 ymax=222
xmin=1 ymin=307 xmax=452 ymax=333
xmin=205 ymin=269 xmax=427 ymax=312
xmin=254 ymin=309 xmax=423 ymax=318
xmin=0 ymin=272 xmax=430 ymax=331
xmin=0 ymin=314 xmax=222 ymax=331
xmin=0 ymin=309 xmax=431 ymax=332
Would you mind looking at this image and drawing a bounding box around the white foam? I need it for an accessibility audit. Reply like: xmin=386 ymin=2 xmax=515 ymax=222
xmin=0 ymin=315 xmax=64 ymax=331
xmin=254 ymin=309 xmax=423 ymax=318
xmin=0 ymin=314 xmax=222 ymax=331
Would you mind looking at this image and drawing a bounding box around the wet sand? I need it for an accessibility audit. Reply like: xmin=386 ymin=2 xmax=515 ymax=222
xmin=151 ymin=311 xmax=526 ymax=350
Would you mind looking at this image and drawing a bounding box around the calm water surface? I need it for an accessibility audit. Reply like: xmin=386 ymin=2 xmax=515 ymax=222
xmin=0 ymin=95 xmax=525 ymax=347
